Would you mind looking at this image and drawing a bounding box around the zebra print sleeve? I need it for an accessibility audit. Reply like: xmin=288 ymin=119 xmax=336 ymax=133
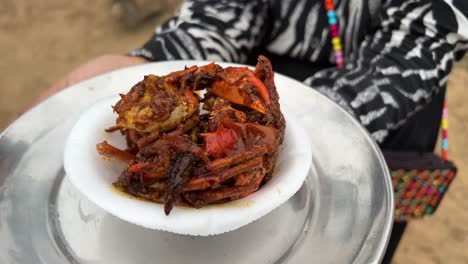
xmin=129 ymin=0 xmax=268 ymax=63
xmin=304 ymin=0 xmax=468 ymax=143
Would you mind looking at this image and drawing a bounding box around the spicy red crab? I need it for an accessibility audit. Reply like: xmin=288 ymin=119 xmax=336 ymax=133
xmin=96 ymin=56 xmax=286 ymax=215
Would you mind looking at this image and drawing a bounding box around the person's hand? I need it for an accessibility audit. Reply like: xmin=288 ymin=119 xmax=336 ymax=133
xmin=29 ymin=54 xmax=148 ymax=108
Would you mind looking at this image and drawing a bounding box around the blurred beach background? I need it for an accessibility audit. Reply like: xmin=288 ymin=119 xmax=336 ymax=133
xmin=0 ymin=1 xmax=467 ymax=263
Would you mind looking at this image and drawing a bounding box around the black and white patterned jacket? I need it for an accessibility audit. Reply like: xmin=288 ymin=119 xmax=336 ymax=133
xmin=130 ymin=0 xmax=468 ymax=146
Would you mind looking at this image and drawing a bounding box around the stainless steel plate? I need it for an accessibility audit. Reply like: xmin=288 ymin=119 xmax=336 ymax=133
xmin=0 ymin=61 xmax=393 ymax=264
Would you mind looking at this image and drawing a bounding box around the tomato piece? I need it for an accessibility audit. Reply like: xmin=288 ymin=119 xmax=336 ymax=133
xmin=215 ymin=124 xmax=238 ymax=152
xmin=201 ymin=133 xmax=224 ymax=158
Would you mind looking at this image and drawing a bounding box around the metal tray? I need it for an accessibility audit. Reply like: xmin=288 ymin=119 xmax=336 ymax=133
xmin=0 ymin=61 xmax=393 ymax=263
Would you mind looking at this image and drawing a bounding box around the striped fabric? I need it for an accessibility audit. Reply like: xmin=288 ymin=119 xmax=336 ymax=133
xmin=129 ymin=0 xmax=468 ymax=143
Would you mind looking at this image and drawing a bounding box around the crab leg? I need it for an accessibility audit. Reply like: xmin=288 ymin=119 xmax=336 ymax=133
xmin=127 ymin=162 xmax=151 ymax=172
xmin=184 ymin=171 xmax=264 ymax=208
xmin=234 ymin=173 xmax=251 ymax=186
xmin=184 ymin=156 xmax=264 ymax=191
xmin=124 ymin=129 xmax=140 ymax=153
xmin=196 ymin=146 xmax=267 ymax=174
xmin=136 ymin=131 xmax=160 ymax=148
xmin=96 ymin=141 xmax=135 ymax=163
xmin=104 ymin=125 xmax=121 ymax=133
xmin=165 ymin=153 xmax=196 ymax=215
xmin=126 ymin=162 xmax=169 ymax=180
xmin=254 ymin=55 xmax=286 ymax=134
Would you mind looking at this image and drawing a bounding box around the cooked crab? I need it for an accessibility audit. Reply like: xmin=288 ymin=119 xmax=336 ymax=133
xmin=97 ymin=56 xmax=285 ymax=215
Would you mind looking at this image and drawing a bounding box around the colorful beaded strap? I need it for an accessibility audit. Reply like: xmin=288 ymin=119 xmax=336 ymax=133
xmin=441 ymin=100 xmax=448 ymax=160
xmin=324 ymin=0 xmax=455 ymax=221
xmin=325 ymin=0 xmax=344 ymax=68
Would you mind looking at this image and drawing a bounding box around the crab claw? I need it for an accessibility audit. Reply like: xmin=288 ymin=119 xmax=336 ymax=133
xmin=208 ymin=67 xmax=270 ymax=114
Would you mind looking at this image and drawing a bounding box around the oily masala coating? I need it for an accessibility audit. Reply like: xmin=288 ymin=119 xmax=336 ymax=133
xmin=96 ymin=56 xmax=285 ymax=215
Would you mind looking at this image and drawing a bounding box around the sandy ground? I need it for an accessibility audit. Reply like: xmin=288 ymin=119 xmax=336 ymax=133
xmin=0 ymin=1 xmax=467 ymax=263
